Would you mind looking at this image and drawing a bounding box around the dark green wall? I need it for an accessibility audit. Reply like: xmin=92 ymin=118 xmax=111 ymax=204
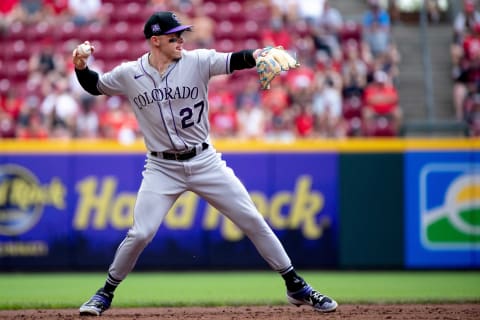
xmin=339 ymin=153 xmax=404 ymax=268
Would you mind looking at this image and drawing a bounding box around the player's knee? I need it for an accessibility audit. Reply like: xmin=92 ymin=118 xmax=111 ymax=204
xmin=128 ymin=228 xmax=155 ymax=246
xmin=237 ymin=212 xmax=270 ymax=234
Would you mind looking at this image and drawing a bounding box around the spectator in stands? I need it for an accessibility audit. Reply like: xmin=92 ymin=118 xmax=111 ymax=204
xmin=99 ymin=97 xmax=138 ymax=142
xmin=68 ymin=0 xmax=104 ymax=26
xmin=284 ymin=65 xmax=316 ymax=106
xmin=43 ymin=0 xmax=70 ymax=24
xmin=453 ymin=0 xmax=480 ymax=44
xmin=8 ymin=0 xmax=44 ymax=25
xmin=0 ymin=88 xmax=22 ymax=138
xmin=269 ymin=0 xmax=302 ymax=26
xmin=0 ymin=88 xmax=23 ymax=125
xmin=262 ymin=79 xmax=295 ymax=141
xmin=209 ymin=102 xmax=238 ymax=138
xmin=312 ymin=73 xmax=344 ymax=138
xmin=294 ymin=0 xmax=325 ymax=26
xmin=373 ymin=42 xmax=401 ymax=85
xmin=313 ymin=0 xmax=343 ymax=59
xmin=260 ymin=16 xmax=293 ymax=50
xmin=148 ymin=0 xmax=195 ymax=15
xmin=425 ymin=0 xmax=443 ymax=23
xmin=40 ymin=77 xmax=79 ymax=138
xmin=452 ymin=0 xmax=480 ymax=72
xmin=293 ymin=103 xmax=315 ymax=137
xmin=237 ymin=101 xmax=266 ymax=139
xmin=362 ymin=70 xmax=401 ymax=136
xmin=0 ymin=0 xmax=18 ymax=33
xmin=74 ymin=95 xmax=99 ymax=138
xmin=116 ymin=99 xmax=140 ymax=144
xmin=236 ymin=76 xmax=262 ymax=110
xmin=341 ymin=39 xmax=368 ymax=99
xmin=0 ymin=109 xmax=16 ymax=137
xmin=362 ymin=0 xmax=391 ymax=58
xmin=16 ymin=103 xmax=49 ymax=139
xmin=453 ymin=22 xmax=480 ymax=120
xmin=293 ymin=30 xmax=317 ymax=67
xmin=316 ymin=51 xmax=343 ymax=91
xmin=208 ymin=76 xmax=237 ymax=138
xmin=187 ymin=5 xmax=215 ymax=48
xmin=462 ymin=90 xmax=480 ymax=136
xmin=28 ymin=37 xmax=61 ymax=75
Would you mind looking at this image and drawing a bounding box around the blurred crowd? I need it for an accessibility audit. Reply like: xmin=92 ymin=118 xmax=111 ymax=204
xmin=451 ymin=0 xmax=480 ymax=136
xmin=0 ymin=0 xmax=402 ymax=142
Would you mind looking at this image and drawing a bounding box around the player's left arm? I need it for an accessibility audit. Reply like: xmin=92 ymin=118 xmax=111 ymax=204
xmin=229 ymin=49 xmax=260 ymax=72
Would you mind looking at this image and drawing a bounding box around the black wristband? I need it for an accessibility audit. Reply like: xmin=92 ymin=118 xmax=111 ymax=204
xmin=230 ymin=49 xmax=256 ymax=72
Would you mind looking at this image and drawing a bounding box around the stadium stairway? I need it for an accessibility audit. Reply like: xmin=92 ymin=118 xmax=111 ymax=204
xmin=393 ymin=21 xmax=459 ymax=136
xmin=336 ymin=0 xmax=460 ymax=136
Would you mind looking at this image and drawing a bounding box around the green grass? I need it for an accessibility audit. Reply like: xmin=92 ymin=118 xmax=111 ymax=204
xmin=0 ymin=271 xmax=479 ymax=310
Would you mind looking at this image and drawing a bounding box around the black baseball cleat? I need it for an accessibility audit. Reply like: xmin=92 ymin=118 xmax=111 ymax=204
xmin=287 ymin=285 xmax=338 ymax=312
xmin=79 ymin=288 xmax=114 ymax=316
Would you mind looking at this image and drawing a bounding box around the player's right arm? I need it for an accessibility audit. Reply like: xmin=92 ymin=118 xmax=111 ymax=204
xmin=72 ymin=41 xmax=102 ymax=96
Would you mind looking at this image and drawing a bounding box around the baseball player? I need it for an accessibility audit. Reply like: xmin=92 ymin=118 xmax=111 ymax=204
xmin=74 ymin=11 xmax=337 ymax=316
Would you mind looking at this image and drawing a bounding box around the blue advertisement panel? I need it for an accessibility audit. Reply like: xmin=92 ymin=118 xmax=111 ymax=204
xmin=405 ymin=151 xmax=480 ymax=268
xmin=0 ymin=152 xmax=338 ymax=270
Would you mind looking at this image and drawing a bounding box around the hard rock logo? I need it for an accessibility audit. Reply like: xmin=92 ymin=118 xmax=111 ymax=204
xmin=0 ymin=164 xmax=66 ymax=236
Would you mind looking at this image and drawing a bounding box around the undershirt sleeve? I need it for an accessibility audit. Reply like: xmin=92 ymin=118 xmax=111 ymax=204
xmin=74 ymin=67 xmax=102 ymax=96
xmin=230 ymin=49 xmax=256 ymax=72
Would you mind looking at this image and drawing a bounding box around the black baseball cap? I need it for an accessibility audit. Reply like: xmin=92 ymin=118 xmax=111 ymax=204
xmin=144 ymin=11 xmax=192 ymax=39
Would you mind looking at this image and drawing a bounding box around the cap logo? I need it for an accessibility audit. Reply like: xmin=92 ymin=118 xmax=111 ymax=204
xmin=151 ymin=24 xmax=161 ymax=33
xmin=172 ymin=13 xmax=180 ymax=23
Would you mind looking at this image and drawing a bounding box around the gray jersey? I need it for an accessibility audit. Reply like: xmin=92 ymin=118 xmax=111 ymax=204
xmin=97 ymin=49 xmax=232 ymax=152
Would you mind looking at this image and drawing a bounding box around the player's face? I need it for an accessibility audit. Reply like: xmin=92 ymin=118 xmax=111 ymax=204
xmin=160 ymin=32 xmax=185 ymax=60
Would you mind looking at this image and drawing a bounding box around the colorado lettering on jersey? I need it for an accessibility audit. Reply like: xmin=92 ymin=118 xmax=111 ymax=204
xmin=133 ymin=86 xmax=199 ymax=109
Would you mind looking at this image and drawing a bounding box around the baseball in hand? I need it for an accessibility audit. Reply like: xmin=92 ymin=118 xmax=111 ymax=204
xmin=77 ymin=42 xmax=92 ymax=57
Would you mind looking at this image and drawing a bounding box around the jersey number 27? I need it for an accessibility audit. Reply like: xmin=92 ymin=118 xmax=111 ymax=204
xmin=180 ymin=101 xmax=205 ymax=129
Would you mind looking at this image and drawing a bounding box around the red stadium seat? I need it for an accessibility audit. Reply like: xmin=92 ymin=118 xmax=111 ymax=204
xmin=230 ymin=20 xmax=259 ymax=40
xmin=203 ymin=2 xmax=217 ymax=17
xmin=111 ymin=21 xmax=130 ymax=40
xmin=214 ymin=2 xmax=243 ymax=22
xmin=10 ymin=40 xmax=29 ymax=60
xmin=3 ymin=59 xmax=29 ymax=83
xmin=248 ymin=3 xmax=271 ymax=26
xmin=342 ymin=96 xmax=364 ymax=137
xmin=129 ymin=40 xmax=149 ymax=58
xmin=214 ymin=21 xmax=234 ymax=40
xmin=339 ymin=21 xmax=362 ymax=44
xmin=342 ymin=95 xmax=363 ymax=119
xmin=243 ymin=38 xmax=259 ymax=49
xmin=346 ymin=117 xmax=363 ymax=137
xmin=83 ymin=22 xmax=108 ymax=42
xmin=214 ymin=39 xmax=234 ymax=52
xmin=110 ymin=3 xmax=143 ymax=23
xmin=6 ymin=22 xmax=26 ymax=41
xmin=29 ymin=21 xmax=53 ymax=42
xmin=367 ymin=116 xmax=397 ymax=137
xmin=54 ymin=22 xmax=79 ymax=43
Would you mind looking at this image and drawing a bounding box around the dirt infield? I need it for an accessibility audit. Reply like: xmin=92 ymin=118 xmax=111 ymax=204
xmin=0 ymin=304 xmax=479 ymax=320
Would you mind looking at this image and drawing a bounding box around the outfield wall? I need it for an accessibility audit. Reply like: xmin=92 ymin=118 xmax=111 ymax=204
xmin=0 ymin=139 xmax=479 ymax=270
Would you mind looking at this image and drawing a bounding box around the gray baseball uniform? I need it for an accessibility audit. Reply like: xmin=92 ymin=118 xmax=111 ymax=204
xmin=97 ymin=49 xmax=292 ymax=282
xmin=77 ymin=12 xmax=337 ymax=316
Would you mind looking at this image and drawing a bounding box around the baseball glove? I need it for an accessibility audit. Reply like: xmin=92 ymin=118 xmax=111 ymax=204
xmin=255 ymin=46 xmax=299 ymax=90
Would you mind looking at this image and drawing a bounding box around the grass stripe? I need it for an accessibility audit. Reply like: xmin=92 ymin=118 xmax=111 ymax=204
xmin=0 ymin=271 xmax=479 ymax=309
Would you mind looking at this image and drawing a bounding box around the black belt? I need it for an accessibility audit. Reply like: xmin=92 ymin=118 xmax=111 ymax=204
xmin=150 ymin=143 xmax=209 ymax=161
